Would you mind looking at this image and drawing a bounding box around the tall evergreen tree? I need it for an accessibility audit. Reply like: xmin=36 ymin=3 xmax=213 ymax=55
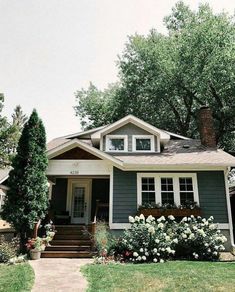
xmin=1 ymin=109 xmax=48 ymax=249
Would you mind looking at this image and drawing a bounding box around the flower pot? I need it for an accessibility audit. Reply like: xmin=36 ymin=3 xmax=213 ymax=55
xmin=30 ymin=249 xmax=41 ymax=260
xmin=137 ymin=208 xmax=202 ymax=217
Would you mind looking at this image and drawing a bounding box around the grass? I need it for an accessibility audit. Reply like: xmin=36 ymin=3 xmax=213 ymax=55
xmin=82 ymin=261 xmax=235 ymax=292
xmin=0 ymin=263 xmax=34 ymax=292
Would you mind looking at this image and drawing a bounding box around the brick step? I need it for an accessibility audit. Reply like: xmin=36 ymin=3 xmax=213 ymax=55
xmin=41 ymin=250 xmax=94 ymax=258
xmin=51 ymin=239 xmax=92 ymax=246
xmin=46 ymin=245 xmax=91 ymax=251
xmin=54 ymin=234 xmax=90 ymax=240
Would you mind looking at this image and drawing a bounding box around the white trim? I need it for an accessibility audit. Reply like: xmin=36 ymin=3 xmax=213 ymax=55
xmin=0 ymin=174 xmax=9 ymax=184
xmin=217 ymin=223 xmax=229 ymax=229
xmin=91 ymin=115 xmax=170 ymax=142
xmin=47 ymin=138 xmax=124 ymax=168
xmin=124 ymin=165 xmax=228 ymax=171
xmin=105 ymin=135 xmax=128 ymax=152
xmin=137 ymin=173 xmax=199 ymax=207
xmin=132 ymin=135 xmax=155 ymax=153
xmin=109 ymin=166 xmax=113 ymax=227
xmin=110 ymin=223 xmax=131 ymax=229
xmin=60 ymin=125 xmax=106 ymax=139
xmin=224 ymin=167 xmax=235 ymax=246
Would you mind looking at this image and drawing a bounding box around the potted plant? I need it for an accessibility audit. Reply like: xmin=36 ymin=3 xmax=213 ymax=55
xmin=26 ymin=237 xmax=46 ymax=260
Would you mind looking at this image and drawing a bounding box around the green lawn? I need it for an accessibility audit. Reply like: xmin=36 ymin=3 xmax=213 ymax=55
xmin=0 ymin=263 xmax=34 ymax=292
xmin=82 ymin=261 xmax=235 ymax=292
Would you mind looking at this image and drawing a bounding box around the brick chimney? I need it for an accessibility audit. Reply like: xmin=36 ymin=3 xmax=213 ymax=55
xmin=198 ymin=106 xmax=217 ymax=148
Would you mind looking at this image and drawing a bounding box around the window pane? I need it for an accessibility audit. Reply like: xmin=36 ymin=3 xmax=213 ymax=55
xmin=136 ymin=138 xmax=151 ymax=151
xmin=108 ymin=138 xmax=124 ymax=151
xmin=161 ymin=178 xmax=173 ymax=191
xmin=142 ymin=192 xmax=155 ymax=204
xmin=141 ymin=177 xmax=155 ymax=191
xmin=179 ymin=177 xmax=193 ymax=191
xmin=180 ymin=192 xmax=194 ymax=204
xmin=161 ymin=192 xmax=174 ymax=205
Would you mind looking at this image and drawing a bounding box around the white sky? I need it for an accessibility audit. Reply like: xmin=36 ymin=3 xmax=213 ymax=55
xmin=0 ymin=0 xmax=234 ymax=140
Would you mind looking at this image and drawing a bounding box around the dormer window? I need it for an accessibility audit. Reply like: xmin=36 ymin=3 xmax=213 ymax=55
xmin=106 ymin=135 xmax=128 ymax=152
xmin=132 ymin=135 xmax=154 ymax=152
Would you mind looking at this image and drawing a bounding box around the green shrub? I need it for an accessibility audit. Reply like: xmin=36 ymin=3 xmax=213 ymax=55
xmin=114 ymin=214 xmax=226 ymax=263
xmin=0 ymin=236 xmax=20 ymax=263
xmin=94 ymin=221 xmax=115 ymax=257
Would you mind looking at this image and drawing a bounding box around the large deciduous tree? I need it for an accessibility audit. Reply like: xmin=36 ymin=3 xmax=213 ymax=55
xmin=74 ymin=2 xmax=235 ymax=151
xmin=1 ymin=110 xmax=48 ymax=250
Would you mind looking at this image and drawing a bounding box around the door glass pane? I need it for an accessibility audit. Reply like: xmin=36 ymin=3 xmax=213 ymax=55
xmin=73 ymin=187 xmax=85 ymax=218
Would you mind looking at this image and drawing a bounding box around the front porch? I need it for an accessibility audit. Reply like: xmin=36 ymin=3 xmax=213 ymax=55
xmin=48 ymin=176 xmax=110 ymax=226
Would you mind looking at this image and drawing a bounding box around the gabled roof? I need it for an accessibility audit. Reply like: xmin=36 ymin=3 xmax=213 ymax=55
xmin=0 ymin=167 xmax=10 ymax=184
xmin=91 ymin=115 xmax=170 ymax=142
xmin=62 ymin=125 xmax=107 ymax=139
xmin=47 ymin=138 xmax=123 ymax=168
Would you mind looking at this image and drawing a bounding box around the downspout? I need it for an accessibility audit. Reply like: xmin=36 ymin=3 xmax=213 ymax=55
xmin=225 ymin=166 xmax=235 ymax=248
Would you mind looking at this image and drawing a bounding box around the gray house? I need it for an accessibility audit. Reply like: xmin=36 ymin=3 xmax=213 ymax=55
xmin=44 ymin=106 xmax=235 ymax=256
xmin=1 ymin=107 xmax=235 ymax=257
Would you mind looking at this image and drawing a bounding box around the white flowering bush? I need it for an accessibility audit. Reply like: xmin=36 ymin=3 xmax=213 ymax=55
xmin=174 ymin=215 xmax=227 ymax=260
xmin=116 ymin=214 xmax=177 ymax=263
xmin=115 ymin=214 xmax=227 ymax=263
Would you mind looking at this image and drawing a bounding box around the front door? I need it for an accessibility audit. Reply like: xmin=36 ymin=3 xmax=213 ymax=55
xmin=71 ymin=180 xmax=90 ymax=224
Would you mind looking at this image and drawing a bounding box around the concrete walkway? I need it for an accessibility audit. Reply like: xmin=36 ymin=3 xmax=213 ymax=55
xmin=30 ymin=258 xmax=93 ymax=292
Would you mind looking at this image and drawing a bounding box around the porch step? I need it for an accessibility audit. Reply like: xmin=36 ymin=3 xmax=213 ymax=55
xmin=54 ymin=234 xmax=90 ymax=240
xmin=41 ymin=250 xmax=94 ymax=258
xmin=51 ymin=239 xmax=92 ymax=246
xmin=46 ymin=245 xmax=91 ymax=251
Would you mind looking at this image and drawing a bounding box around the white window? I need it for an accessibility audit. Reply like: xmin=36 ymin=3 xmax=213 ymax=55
xmin=132 ymin=135 xmax=155 ymax=152
xmin=106 ymin=135 xmax=128 ymax=152
xmin=141 ymin=177 xmax=156 ymax=204
xmin=0 ymin=190 xmax=6 ymax=211
xmin=137 ymin=173 xmax=199 ymax=207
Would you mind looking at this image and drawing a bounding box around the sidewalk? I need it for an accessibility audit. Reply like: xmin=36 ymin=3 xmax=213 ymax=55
xmin=30 ymin=258 xmax=93 ymax=292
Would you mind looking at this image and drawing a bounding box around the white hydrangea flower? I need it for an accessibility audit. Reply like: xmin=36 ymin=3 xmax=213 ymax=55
xmin=161 ymin=248 xmax=165 ymax=252
xmin=165 ymin=235 xmax=170 ymax=241
xmin=146 ymin=215 xmax=155 ymax=223
xmin=209 ymin=224 xmax=216 ymax=230
xmin=185 ymin=228 xmax=191 ymax=234
xmin=139 ymin=214 xmax=145 ymax=221
xmin=182 ymin=217 xmax=188 ymax=222
xmin=129 ymin=216 xmax=135 ymax=223
xmin=145 ymin=252 xmax=149 ymax=256
xmin=153 ymin=258 xmax=158 ymax=263
xmin=139 ymin=248 xmax=144 ymax=253
xmin=137 ymin=256 xmax=141 ymax=261
xmin=148 ymin=226 xmax=155 ymax=234
xmin=134 ymin=216 xmax=140 ymax=222
xmin=202 ymin=218 xmax=207 ymax=223
xmin=205 ymin=243 xmax=209 ymax=247
xmin=182 ymin=233 xmax=187 ymax=239
xmin=157 ymin=223 xmax=164 ymax=229
xmin=153 ymin=248 xmax=158 ymax=253
xmin=155 ymin=239 xmax=160 ymax=244
xmin=168 ymin=215 xmax=175 ymax=221
xmin=133 ymin=252 xmax=138 ymax=257
xmin=189 ymin=233 xmax=195 ymax=240
xmin=142 ymin=256 xmax=146 ymax=261
xmin=157 ymin=216 xmax=166 ymax=222
xmin=160 ymin=259 xmax=164 ymax=263
xmin=207 ymin=248 xmax=211 ymax=253
xmin=193 ymin=226 xmax=198 ymax=231
xmin=157 ymin=253 xmax=160 ymax=256
xmin=213 ymin=251 xmax=218 ymax=256
xmin=193 ymin=252 xmax=199 ymax=259
xmin=166 ymin=247 xmax=171 ymax=253
xmin=209 ymin=216 xmax=214 ymax=220
xmin=173 ymin=238 xmax=178 ymax=244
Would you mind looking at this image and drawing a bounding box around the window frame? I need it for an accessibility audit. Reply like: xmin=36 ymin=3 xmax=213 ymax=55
xmin=105 ymin=135 xmax=128 ymax=152
xmin=137 ymin=173 xmax=199 ymax=207
xmin=132 ymin=135 xmax=155 ymax=152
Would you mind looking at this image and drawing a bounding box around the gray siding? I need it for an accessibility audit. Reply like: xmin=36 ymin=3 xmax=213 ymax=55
xmin=112 ymin=168 xmax=228 ymax=224
xmin=103 ymin=123 xmax=158 ymax=152
xmin=113 ymin=167 xmax=137 ymax=223
xmin=197 ymin=171 xmax=228 ymax=222
xmin=51 ymin=178 xmax=68 ymax=212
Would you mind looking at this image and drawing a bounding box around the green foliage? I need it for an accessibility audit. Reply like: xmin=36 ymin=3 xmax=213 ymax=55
xmin=0 ymin=236 xmax=20 ymax=263
xmin=75 ymin=2 xmax=235 ymax=151
xmin=0 ymin=94 xmax=27 ymax=168
xmin=1 ymin=110 xmax=48 ymax=249
xmin=94 ymin=221 xmax=115 ymax=257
